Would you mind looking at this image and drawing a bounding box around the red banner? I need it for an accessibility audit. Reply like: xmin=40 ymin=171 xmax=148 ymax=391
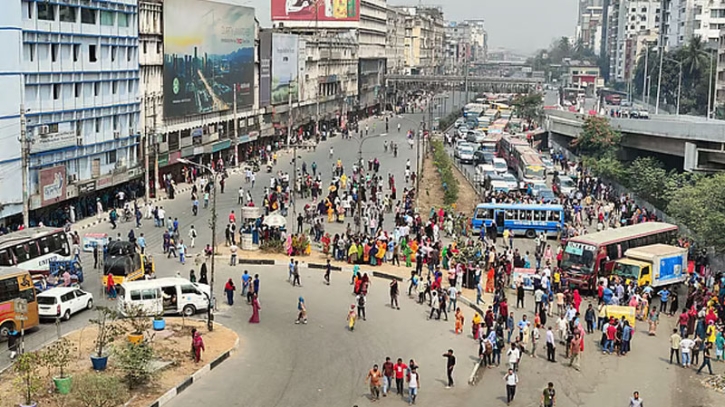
xmin=272 ymin=0 xmax=360 ymax=22
xmin=39 ymin=165 xmax=67 ymax=207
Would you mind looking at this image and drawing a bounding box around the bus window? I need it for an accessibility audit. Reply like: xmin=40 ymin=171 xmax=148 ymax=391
xmin=475 ymin=209 xmax=493 ymax=220
xmin=548 ymin=211 xmax=561 ymax=222
xmin=0 ymin=277 xmax=20 ymax=302
xmin=130 ymin=290 xmax=141 ymax=301
xmin=505 ymin=210 xmax=516 ymax=219
xmin=52 ymin=232 xmax=70 ymax=256
xmin=533 ymin=210 xmax=544 ymax=221
xmin=27 ymin=242 xmax=41 ymax=259
xmin=0 ymin=249 xmax=13 ymax=266
xmin=39 ymin=237 xmax=51 ymax=254
xmin=142 ymin=289 xmax=157 ymax=300
xmin=13 ymin=244 xmax=31 ymax=262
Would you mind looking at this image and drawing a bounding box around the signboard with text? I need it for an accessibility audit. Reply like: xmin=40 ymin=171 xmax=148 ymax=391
xmin=39 ymin=166 xmax=66 ymax=207
xmin=271 ymin=0 xmax=359 ymax=21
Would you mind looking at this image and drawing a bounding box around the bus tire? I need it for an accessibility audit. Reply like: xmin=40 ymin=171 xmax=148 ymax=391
xmin=182 ymin=305 xmax=196 ymax=317
xmin=525 ymin=229 xmax=536 ymax=239
xmin=0 ymin=321 xmax=16 ymax=339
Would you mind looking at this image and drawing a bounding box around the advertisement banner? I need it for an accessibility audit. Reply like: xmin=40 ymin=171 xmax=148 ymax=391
xmin=271 ymin=33 xmax=299 ymax=105
xmin=271 ymin=0 xmax=359 ymax=21
xmin=259 ymin=31 xmax=272 ymax=107
xmin=39 ymin=166 xmax=66 ymax=207
xmin=163 ymin=0 xmax=255 ymax=118
xmin=31 ymin=130 xmax=77 ymax=153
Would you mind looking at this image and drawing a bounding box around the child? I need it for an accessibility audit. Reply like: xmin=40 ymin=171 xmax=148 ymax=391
xmin=455 ymin=308 xmax=464 ymax=334
xmin=347 ymin=304 xmax=357 ymax=331
xmin=296 ymin=297 xmax=308 ymax=324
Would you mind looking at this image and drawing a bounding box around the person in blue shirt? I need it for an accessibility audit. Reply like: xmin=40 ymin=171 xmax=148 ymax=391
xmin=658 ymin=288 xmax=670 ymax=313
xmin=621 ymin=321 xmax=633 ymax=355
xmin=241 ymin=270 xmax=251 ymax=297
xmin=137 ymin=233 xmax=146 ymax=254
xmin=288 ymin=258 xmax=295 ymax=283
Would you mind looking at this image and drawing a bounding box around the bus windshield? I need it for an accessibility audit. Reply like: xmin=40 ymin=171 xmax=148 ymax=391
xmin=561 ymin=244 xmax=596 ymax=274
xmin=524 ymin=166 xmax=545 ymax=180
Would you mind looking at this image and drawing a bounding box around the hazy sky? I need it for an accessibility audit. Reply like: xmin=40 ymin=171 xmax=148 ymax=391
xmin=248 ymin=0 xmax=578 ymax=55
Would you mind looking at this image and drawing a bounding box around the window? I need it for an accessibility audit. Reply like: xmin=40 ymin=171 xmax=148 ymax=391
xmin=51 ymin=43 xmax=58 ymax=62
xmin=73 ymin=44 xmax=79 ymax=62
xmin=28 ymin=2 xmax=33 ymax=18
xmin=111 ymin=46 xmax=117 ymax=62
xmin=0 ymin=277 xmax=20 ymax=303
xmin=81 ymin=8 xmax=96 ymax=24
xmin=157 ymin=42 xmax=162 ymax=54
xmin=126 ymin=48 xmax=131 ymax=62
xmin=100 ymin=10 xmax=114 ymax=26
xmin=113 ymin=115 xmax=119 ymax=130
xmin=95 ymin=118 xmax=101 ymax=133
xmin=118 ymin=13 xmax=129 ymax=27
xmin=94 ymin=81 xmax=99 ymax=96
xmin=75 ymin=83 xmax=81 ymax=97
xmin=89 ymin=44 xmax=97 ymax=62
xmin=59 ymin=5 xmax=76 ymax=22
xmin=29 ymin=43 xmax=35 ymax=62
xmin=53 ymin=83 xmax=60 ymax=100
xmin=143 ymin=41 xmax=147 ymax=54
xmin=112 ymin=81 xmax=118 ymax=94
xmin=38 ymin=3 xmax=55 ymax=21
xmin=0 ymin=249 xmax=13 ymax=266
xmin=130 ymin=290 xmax=141 ymax=301
xmin=106 ymin=150 xmax=117 ymax=164
xmin=141 ymin=289 xmax=156 ymax=300
xmin=127 ymin=80 xmax=132 ymax=93
xmin=181 ymin=285 xmax=198 ymax=295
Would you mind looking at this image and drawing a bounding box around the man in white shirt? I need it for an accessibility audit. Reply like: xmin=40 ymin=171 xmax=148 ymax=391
xmin=238 ymin=187 xmax=244 ymax=205
xmin=504 ymin=368 xmax=519 ymax=404
xmin=546 ymin=326 xmax=557 ymax=362
xmin=506 ymin=343 xmax=521 ymax=372
xmin=556 ymin=316 xmax=568 ymax=343
xmin=447 ymin=286 xmax=458 ymax=312
xmin=408 ymin=367 xmax=420 ymax=405
xmin=680 ymin=336 xmax=695 ymax=367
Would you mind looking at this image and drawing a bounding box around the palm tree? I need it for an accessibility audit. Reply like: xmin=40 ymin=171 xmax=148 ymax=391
xmin=681 ymin=36 xmax=708 ymax=76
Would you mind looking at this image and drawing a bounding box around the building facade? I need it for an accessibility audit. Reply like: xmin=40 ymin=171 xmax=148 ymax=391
xmin=385 ymin=7 xmax=407 ymax=75
xmin=358 ymin=0 xmax=387 ymax=111
xmin=396 ymin=6 xmax=445 ymax=75
xmin=0 ymin=0 xmax=142 ymax=226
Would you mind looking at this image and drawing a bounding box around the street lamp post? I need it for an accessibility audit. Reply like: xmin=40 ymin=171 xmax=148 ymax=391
xmin=178 ymin=158 xmax=217 ymax=331
xmin=664 ymin=56 xmax=683 ymax=116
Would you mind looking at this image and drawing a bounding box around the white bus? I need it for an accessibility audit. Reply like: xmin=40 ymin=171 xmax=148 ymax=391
xmin=0 ymin=227 xmax=72 ymax=273
xmin=117 ymin=278 xmax=211 ymax=317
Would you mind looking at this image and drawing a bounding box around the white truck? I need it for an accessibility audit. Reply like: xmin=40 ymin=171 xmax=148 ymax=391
xmin=612 ymin=244 xmax=688 ymax=287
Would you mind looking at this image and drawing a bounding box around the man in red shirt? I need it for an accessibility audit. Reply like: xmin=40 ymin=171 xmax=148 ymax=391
xmin=229 ymin=210 xmax=236 ymax=224
xmin=393 ymin=358 xmax=407 ymax=396
xmin=678 ymin=309 xmax=689 ymax=337
xmin=605 ymin=318 xmax=618 ymax=354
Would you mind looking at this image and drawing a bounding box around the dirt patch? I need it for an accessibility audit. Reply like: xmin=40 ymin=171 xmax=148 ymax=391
xmin=450 ymin=161 xmax=478 ymax=216
xmin=0 ymin=318 xmax=238 ymax=407
xmin=418 ymin=141 xmax=478 ymax=219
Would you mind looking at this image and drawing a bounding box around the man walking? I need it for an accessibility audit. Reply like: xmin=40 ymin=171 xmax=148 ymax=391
xmin=541 ymin=382 xmax=556 ymax=407
xmin=408 ymin=367 xmax=420 ymax=405
xmin=442 ymin=349 xmax=456 ymax=388
xmin=669 ymin=329 xmax=682 ymax=365
xmin=696 ymin=342 xmax=714 ymax=375
xmin=292 ymin=261 xmax=301 ymax=287
xmin=324 ymin=259 xmax=331 ymax=285
xmin=394 ymin=358 xmax=407 ymax=396
xmin=569 ymin=332 xmax=582 ymax=370
xmin=546 ymin=326 xmax=557 ymax=362
xmin=382 ymin=357 xmax=394 ymax=397
xmin=503 ymin=368 xmax=518 ymax=405
xmin=366 ymin=364 xmax=383 ymax=401
xmin=356 ymin=293 xmax=367 ymax=321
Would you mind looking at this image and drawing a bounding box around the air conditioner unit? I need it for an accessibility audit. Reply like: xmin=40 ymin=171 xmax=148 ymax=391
xmin=113 ymin=130 xmax=120 ymax=139
xmin=67 ymin=174 xmax=77 ymax=184
xmin=76 ymin=136 xmax=83 ymax=146
xmin=39 ymin=125 xmax=50 ymax=135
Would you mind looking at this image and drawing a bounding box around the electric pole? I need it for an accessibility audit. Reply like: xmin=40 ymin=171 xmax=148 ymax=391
xmin=20 ymin=104 xmax=29 ymax=228
xmin=144 ymin=93 xmax=151 ymax=203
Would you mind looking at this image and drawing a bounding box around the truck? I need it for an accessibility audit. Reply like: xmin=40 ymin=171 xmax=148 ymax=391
xmin=611 ymin=244 xmax=688 ymax=287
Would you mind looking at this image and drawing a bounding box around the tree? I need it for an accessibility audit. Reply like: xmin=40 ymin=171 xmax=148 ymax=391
xmin=511 ymin=92 xmax=544 ymax=123
xmin=570 ymin=116 xmax=621 ymax=158
xmin=681 ymin=36 xmax=708 ymax=76
xmin=626 ymin=157 xmax=670 ymax=208
xmin=667 ymin=173 xmax=725 ymax=252
xmin=582 ymin=152 xmax=625 ymax=181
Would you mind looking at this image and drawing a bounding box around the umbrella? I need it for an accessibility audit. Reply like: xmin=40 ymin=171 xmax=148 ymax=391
xmin=263 ymin=212 xmax=286 ymax=228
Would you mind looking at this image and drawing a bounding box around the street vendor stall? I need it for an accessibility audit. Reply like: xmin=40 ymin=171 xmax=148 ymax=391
xmin=240 ymin=206 xmax=262 ymax=250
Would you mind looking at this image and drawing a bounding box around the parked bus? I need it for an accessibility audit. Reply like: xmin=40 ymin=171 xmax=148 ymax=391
xmin=471 ymin=203 xmax=565 ymax=238
xmin=497 ymin=135 xmax=529 ymax=164
xmin=560 ymin=222 xmax=678 ymax=291
xmin=0 ymin=267 xmax=40 ymax=338
xmin=0 ymin=227 xmax=72 ymax=273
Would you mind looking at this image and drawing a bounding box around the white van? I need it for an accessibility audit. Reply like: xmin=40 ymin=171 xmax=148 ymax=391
xmin=117 ymin=278 xmax=210 ymax=317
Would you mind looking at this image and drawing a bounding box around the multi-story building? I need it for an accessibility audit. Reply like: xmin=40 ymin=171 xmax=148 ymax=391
xmin=443 ymin=20 xmax=487 ymax=75
xmin=139 ymin=0 xmax=259 ymax=198
xmin=386 ymin=7 xmax=407 ymax=75
xmin=661 ymin=0 xmax=725 ymax=49
xmin=396 ymin=6 xmax=445 ymax=75
xmin=578 ymin=5 xmax=605 ymax=54
xmin=358 ymin=0 xmax=388 ymax=112
xmin=0 ymin=0 xmax=142 ymax=226
xmin=607 ymin=0 xmax=660 ymax=82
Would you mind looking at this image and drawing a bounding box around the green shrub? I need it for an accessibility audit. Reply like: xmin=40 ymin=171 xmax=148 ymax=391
xmin=431 ymin=139 xmax=459 ymax=206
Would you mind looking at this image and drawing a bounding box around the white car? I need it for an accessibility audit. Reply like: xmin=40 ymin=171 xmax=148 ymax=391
xmin=500 ymin=172 xmax=520 ymax=190
xmin=37 ymin=287 xmax=94 ymax=321
xmin=541 ymin=156 xmax=555 ymax=174
xmin=557 ymin=175 xmax=577 ymax=196
xmin=493 ymin=158 xmax=508 ymax=174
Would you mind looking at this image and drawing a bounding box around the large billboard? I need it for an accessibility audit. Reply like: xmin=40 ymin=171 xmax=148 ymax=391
xmin=271 ymin=0 xmax=359 ymax=21
xmin=259 ymin=31 xmax=272 ymax=107
xmin=163 ymin=0 xmax=255 ymax=118
xmin=271 ymin=33 xmax=300 ymax=105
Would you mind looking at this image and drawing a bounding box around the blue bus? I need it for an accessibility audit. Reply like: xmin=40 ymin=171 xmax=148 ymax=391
xmin=471 ymin=203 xmax=565 ymax=238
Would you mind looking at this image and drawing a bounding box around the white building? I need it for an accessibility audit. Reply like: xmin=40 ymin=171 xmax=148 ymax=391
xmin=358 ymin=0 xmax=387 ymax=111
xmin=386 ymin=7 xmax=407 ymax=75
xmin=608 ymin=0 xmax=660 ymax=82
xmin=0 ymin=0 xmax=142 ymax=226
xmin=662 ymin=0 xmax=725 ymax=49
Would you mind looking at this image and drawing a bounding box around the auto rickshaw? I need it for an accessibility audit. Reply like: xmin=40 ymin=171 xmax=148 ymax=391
xmin=102 ymin=241 xmax=154 ymax=286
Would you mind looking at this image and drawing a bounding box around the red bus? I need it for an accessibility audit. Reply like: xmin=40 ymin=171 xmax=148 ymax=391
xmin=560 ymin=222 xmax=678 ymax=291
xmin=497 ymin=136 xmax=529 ymax=167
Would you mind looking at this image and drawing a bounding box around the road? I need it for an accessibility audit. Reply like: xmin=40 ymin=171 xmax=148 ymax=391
xmin=0 ymin=91 xmax=468 ymax=369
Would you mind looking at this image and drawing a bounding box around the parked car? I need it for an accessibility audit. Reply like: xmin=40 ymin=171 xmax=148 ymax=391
xmin=37 ymin=287 xmax=94 ymax=321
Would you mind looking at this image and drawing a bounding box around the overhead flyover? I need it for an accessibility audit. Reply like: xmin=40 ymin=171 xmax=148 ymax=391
xmin=385 ymin=74 xmax=539 ymax=93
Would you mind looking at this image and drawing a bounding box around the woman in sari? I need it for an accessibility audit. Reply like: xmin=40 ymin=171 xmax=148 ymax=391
xmin=573 ymin=289 xmax=582 ymax=312
xmin=348 ymin=243 xmax=358 ymax=263
xmin=249 ymin=293 xmax=261 ymax=323
xmin=472 ymin=312 xmax=482 ymax=340
xmin=455 ymin=308 xmax=464 ymax=334
xmin=484 ymin=266 xmax=495 ymax=293
xmin=647 ymin=307 xmax=659 ymax=335
xmin=363 ymin=243 xmax=371 ymax=264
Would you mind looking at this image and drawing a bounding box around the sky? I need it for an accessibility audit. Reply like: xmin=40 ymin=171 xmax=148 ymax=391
xmin=245 ymin=0 xmax=578 ymax=55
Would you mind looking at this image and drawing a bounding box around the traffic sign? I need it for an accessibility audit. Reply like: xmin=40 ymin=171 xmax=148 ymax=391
xmin=13 ymin=298 xmax=28 ymax=315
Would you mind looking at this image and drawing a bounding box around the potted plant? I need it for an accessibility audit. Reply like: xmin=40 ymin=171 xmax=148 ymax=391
xmin=45 ymin=338 xmax=76 ymax=394
xmin=89 ymin=306 xmax=121 ymax=371
xmin=123 ymin=303 xmax=151 ymax=343
xmin=152 ymin=312 xmax=166 ymax=331
xmin=14 ymin=351 xmax=42 ymax=407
